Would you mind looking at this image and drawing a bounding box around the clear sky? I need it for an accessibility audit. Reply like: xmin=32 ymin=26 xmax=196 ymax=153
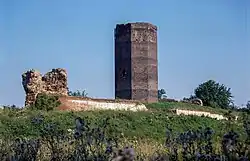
xmin=0 ymin=0 xmax=249 ymax=107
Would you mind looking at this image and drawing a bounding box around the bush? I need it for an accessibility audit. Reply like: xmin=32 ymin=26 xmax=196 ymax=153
xmin=30 ymin=93 xmax=61 ymax=111
xmin=158 ymin=89 xmax=167 ymax=99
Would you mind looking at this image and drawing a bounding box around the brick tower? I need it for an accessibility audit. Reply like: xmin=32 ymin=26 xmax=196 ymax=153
xmin=114 ymin=22 xmax=158 ymax=102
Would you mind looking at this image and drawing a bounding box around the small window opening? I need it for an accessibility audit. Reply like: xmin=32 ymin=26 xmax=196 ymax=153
xmin=121 ymin=69 xmax=127 ymax=79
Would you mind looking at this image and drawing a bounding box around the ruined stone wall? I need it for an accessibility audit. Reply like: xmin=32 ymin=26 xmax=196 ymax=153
xmin=115 ymin=22 xmax=158 ymax=103
xmin=58 ymin=96 xmax=148 ymax=112
xmin=173 ymin=109 xmax=229 ymax=120
xmin=22 ymin=68 xmax=68 ymax=106
xmin=21 ymin=68 xmax=147 ymax=112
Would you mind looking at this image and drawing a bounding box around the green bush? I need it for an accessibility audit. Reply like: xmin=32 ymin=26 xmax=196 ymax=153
xmin=30 ymin=93 xmax=61 ymax=111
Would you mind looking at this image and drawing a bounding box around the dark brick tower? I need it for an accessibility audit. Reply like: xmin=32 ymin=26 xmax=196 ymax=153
xmin=114 ymin=22 xmax=158 ymax=102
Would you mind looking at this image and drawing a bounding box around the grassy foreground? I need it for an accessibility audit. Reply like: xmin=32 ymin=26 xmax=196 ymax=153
xmin=0 ymin=102 xmax=249 ymax=160
xmin=0 ymin=102 xmax=244 ymax=140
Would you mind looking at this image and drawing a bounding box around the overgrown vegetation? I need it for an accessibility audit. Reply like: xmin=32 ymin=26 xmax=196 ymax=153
xmin=0 ymin=93 xmax=249 ymax=160
xmin=0 ymin=108 xmax=249 ymax=160
xmin=29 ymin=93 xmax=61 ymax=111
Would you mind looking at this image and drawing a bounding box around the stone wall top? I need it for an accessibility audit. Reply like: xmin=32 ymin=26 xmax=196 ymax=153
xmin=58 ymin=96 xmax=147 ymax=112
xmin=59 ymin=96 xmax=144 ymax=104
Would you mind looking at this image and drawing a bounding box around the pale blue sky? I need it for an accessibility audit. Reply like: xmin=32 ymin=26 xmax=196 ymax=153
xmin=0 ymin=0 xmax=249 ymax=107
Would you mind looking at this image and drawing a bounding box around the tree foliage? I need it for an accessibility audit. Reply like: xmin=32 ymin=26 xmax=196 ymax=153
xmin=194 ymin=80 xmax=233 ymax=109
xmin=158 ymin=89 xmax=167 ymax=99
xmin=247 ymin=101 xmax=250 ymax=110
xmin=68 ymin=90 xmax=88 ymax=97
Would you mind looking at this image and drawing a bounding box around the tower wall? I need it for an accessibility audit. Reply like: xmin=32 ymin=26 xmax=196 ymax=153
xmin=115 ymin=23 xmax=132 ymax=99
xmin=115 ymin=22 xmax=158 ymax=102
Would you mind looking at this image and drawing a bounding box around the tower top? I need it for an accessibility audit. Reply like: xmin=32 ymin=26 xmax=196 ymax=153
xmin=115 ymin=22 xmax=157 ymax=31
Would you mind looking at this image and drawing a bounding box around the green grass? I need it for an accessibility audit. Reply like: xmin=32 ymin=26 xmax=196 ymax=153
xmin=0 ymin=102 xmax=245 ymax=143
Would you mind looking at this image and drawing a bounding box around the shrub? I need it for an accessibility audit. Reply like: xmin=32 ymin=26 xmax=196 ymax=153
xmin=30 ymin=93 xmax=61 ymax=111
xmin=158 ymin=89 xmax=167 ymax=99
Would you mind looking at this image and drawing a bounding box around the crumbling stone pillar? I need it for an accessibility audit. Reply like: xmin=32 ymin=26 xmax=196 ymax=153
xmin=22 ymin=68 xmax=68 ymax=106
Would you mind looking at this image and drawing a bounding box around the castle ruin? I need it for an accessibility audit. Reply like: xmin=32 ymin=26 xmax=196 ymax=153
xmin=22 ymin=68 xmax=68 ymax=106
xmin=115 ymin=22 xmax=158 ymax=102
xmin=21 ymin=68 xmax=148 ymax=111
xmin=22 ymin=22 xmax=159 ymax=107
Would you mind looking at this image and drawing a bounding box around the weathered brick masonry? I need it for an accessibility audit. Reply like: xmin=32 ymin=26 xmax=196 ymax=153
xmin=58 ymin=96 xmax=147 ymax=111
xmin=22 ymin=68 xmax=148 ymax=111
xmin=22 ymin=68 xmax=68 ymax=106
xmin=115 ymin=22 xmax=158 ymax=102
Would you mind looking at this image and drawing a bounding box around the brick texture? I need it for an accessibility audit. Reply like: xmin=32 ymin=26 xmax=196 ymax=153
xmin=115 ymin=22 xmax=158 ymax=102
xmin=22 ymin=68 xmax=68 ymax=106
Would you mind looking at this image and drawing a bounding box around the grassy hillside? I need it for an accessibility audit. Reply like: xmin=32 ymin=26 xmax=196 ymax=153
xmin=0 ymin=102 xmax=245 ymax=141
xmin=0 ymin=101 xmax=249 ymax=160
